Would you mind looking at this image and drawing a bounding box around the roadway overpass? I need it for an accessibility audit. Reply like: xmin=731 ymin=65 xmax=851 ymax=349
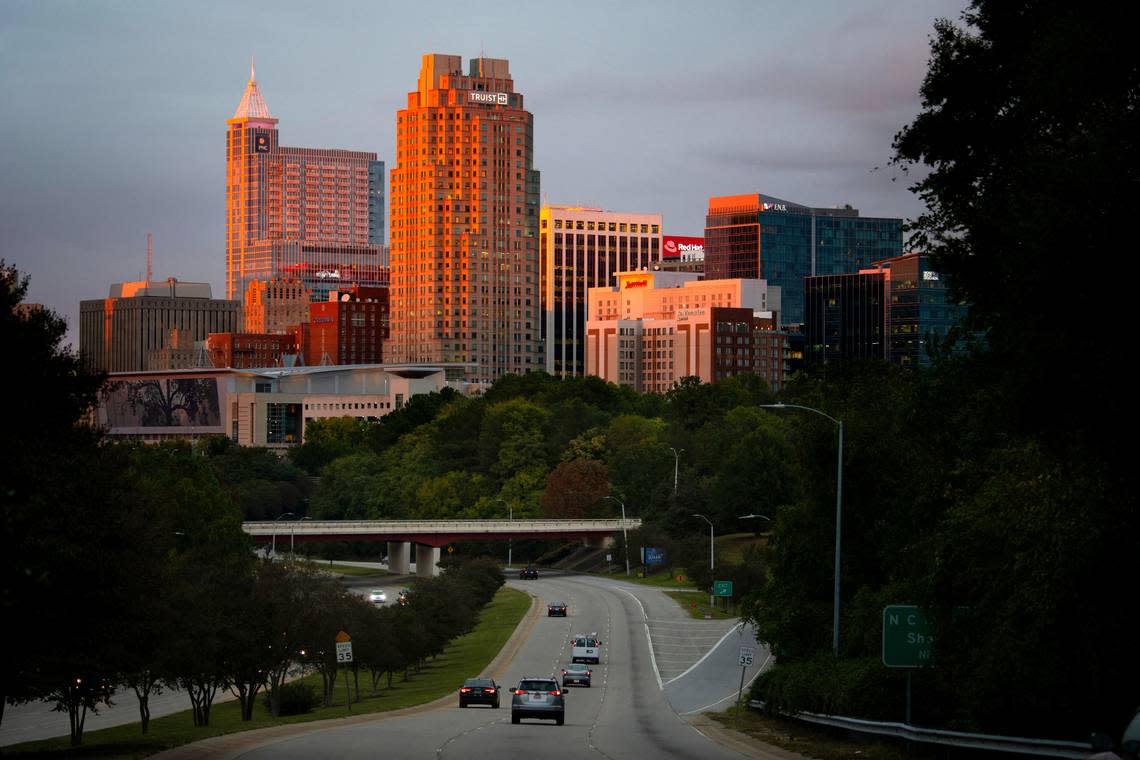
xmin=242 ymin=518 xmax=642 ymax=576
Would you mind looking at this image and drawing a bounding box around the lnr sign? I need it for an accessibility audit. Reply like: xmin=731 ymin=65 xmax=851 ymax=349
xmin=882 ymin=605 xmax=935 ymax=668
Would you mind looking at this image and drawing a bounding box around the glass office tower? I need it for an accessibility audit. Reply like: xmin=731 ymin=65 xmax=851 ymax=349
xmin=705 ymin=193 xmax=903 ymax=325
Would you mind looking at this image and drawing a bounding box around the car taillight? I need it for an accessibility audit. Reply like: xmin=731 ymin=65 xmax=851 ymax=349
xmin=588 ymin=671 xmax=592 ymax=676
xmin=549 ymin=690 xmax=561 ymax=696
xmin=460 ymin=688 xmax=471 ymax=693
xmin=514 ymin=689 xmax=526 ymax=695
xmin=561 ymin=669 xmax=567 ymax=674
xmin=484 ymin=688 xmax=495 ymax=693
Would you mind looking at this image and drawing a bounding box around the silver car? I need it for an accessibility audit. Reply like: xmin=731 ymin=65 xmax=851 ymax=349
xmin=510 ymin=677 xmax=565 ymax=725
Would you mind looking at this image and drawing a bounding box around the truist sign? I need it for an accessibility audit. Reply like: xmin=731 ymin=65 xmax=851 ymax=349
xmin=662 ymin=235 xmax=705 ymax=259
xmin=469 ymin=91 xmax=509 ymax=105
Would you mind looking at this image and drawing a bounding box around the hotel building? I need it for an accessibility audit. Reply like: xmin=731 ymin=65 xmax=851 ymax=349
xmin=388 ymin=54 xmax=541 ymax=383
xmin=539 ymin=205 xmax=662 ymax=377
xmin=585 ymin=271 xmax=788 ymax=393
xmin=226 ymin=65 xmax=386 ymax=302
xmin=704 ymin=193 xmax=902 ymax=325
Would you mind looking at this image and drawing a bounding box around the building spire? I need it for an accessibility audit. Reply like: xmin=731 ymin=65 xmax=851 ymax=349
xmin=233 ymin=58 xmax=273 ymax=121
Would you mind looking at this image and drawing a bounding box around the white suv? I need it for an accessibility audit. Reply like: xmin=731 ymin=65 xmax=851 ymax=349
xmin=571 ymin=633 xmax=602 ymax=664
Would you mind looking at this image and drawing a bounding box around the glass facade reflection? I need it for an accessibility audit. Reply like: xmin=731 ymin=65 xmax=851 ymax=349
xmin=705 ymin=193 xmax=903 ymax=325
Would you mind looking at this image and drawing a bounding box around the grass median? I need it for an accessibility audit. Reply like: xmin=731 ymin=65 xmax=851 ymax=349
xmin=3 ymin=586 xmax=531 ymax=759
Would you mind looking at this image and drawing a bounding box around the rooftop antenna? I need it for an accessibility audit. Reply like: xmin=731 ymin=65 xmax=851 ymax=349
xmin=146 ymin=232 xmax=153 ymax=285
xmin=251 ymin=54 xmax=255 ymax=81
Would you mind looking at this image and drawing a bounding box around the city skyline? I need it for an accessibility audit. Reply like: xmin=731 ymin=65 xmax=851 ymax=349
xmin=0 ymin=0 xmax=966 ymax=347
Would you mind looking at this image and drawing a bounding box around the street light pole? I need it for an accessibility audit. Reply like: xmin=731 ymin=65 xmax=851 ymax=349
xmin=272 ymin=512 xmax=295 ymax=559
xmin=761 ymin=402 xmax=844 ymax=656
xmin=669 ymin=447 xmax=683 ymax=495
xmin=603 ymin=496 xmax=630 ymax=576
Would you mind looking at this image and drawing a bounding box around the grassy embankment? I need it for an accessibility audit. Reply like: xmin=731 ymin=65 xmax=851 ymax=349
xmin=598 ymin=532 xmax=766 ymax=619
xmin=4 ymin=586 xmax=530 ymax=760
xmin=707 ymin=706 xmax=943 ymax=760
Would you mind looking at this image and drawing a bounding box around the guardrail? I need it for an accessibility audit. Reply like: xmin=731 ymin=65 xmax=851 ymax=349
xmin=243 ymin=518 xmax=643 ymax=536
xmin=747 ymin=701 xmax=1091 ymax=758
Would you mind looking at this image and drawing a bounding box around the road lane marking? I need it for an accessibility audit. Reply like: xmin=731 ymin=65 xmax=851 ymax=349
xmin=660 ymin=621 xmax=743 ymax=687
xmin=676 ymin=648 xmax=772 ymax=716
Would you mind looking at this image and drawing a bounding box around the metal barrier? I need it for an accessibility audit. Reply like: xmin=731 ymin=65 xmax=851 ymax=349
xmin=748 ymin=701 xmax=1091 ymax=758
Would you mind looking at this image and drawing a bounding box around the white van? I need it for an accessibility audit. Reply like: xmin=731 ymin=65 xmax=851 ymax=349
xmin=571 ymin=633 xmax=602 ymax=664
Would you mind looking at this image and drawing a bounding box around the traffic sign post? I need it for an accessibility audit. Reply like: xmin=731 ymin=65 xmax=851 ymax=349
xmin=737 ymin=646 xmax=755 ymax=727
xmin=882 ymin=605 xmax=937 ymax=726
xmin=713 ymin=580 xmax=733 ymax=613
xmin=336 ymin=631 xmax=353 ymax=711
xmin=882 ymin=605 xmax=934 ymax=668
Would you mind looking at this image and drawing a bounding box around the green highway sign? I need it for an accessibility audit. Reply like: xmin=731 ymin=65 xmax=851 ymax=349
xmin=882 ymin=605 xmax=935 ymax=668
xmin=713 ymin=580 xmax=734 ymax=597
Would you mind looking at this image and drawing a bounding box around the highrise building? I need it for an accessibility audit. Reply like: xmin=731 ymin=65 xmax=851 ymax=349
xmin=243 ymin=277 xmax=310 ymax=334
xmin=226 ymin=64 xmax=386 ymax=303
xmin=80 ymin=279 xmax=239 ymax=372
xmin=808 ymin=252 xmax=969 ymax=368
xmin=389 ymin=54 xmax=541 ymax=383
xmin=539 ymin=205 xmax=662 ymax=377
xmin=803 ymin=271 xmax=889 ymax=365
xmin=704 ymin=193 xmax=902 ymax=325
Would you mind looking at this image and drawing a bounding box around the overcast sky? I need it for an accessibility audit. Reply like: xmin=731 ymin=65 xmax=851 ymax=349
xmin=0 ymin=0 xmax=966 ymax=347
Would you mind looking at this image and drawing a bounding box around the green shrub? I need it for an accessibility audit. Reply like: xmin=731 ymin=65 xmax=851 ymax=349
xmin=267 ymin=681 xmax=319 ymax=716
xmin=752 ymin=654 xmax=905 ymax=720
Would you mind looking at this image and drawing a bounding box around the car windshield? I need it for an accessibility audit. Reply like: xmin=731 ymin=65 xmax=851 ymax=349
xmin=519 ymin=680 xmax=556 ymax=692
xmin=550 ymin=601 xmax=565 ymax=606
xmin=463 ymin=678 xmax=493 ymax=687
xmin=574 ymin=638 xmax=597 ymax=647
xmin=565 ymin=664 xmax=588 ymax=672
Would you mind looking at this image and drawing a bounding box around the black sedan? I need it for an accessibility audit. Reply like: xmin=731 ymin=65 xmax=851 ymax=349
xmin=519 ymin=566 xmax=538 ymax=580
xmin=547 ymin=600 xmax=567 ymax=616
xmin=459 ymin=677 xmax=501 ymax=708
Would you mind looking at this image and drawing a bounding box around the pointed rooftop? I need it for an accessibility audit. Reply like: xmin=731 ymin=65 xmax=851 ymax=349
xmin=232 ymin=59 xmax=276 ymax=124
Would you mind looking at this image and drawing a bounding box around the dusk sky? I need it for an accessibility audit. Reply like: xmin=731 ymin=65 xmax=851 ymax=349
xmin=0 ymin=0 xmax=966 ymax=348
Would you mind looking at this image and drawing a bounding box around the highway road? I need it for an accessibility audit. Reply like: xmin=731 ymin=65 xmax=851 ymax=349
xmin=228 ymin=572 xmax=770 ymax=759
xmin=0 ymin=571 xmax=772 ymax=757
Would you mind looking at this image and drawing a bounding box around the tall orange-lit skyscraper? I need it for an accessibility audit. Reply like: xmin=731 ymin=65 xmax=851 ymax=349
xmin=389 ymin=54 xmax=540 ymax=383
xmin=226 ymin=64 xmax=386 ymax=302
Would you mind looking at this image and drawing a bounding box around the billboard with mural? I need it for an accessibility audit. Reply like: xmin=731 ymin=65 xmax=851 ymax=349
xmin=104 ymin=377 xmax=222 ymax=429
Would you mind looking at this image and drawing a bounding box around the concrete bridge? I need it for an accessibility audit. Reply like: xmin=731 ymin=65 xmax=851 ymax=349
xmin=242 ymin=518 xmax=642 ymax=576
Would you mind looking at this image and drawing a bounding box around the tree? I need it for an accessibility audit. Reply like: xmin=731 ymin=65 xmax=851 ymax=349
xmin=892 ymin=0 xmax=1140 ymax=462
xmin=0 ymin=262 xmax=112 ymax=742
xmin=540 ymin=460 xmax=610 ymax=518
xmin=288 ymin=416 xmax=375 ymax=474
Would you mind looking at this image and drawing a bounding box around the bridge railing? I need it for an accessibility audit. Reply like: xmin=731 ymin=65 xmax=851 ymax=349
xmin=242 ymin=518 xmax=642 ymax=536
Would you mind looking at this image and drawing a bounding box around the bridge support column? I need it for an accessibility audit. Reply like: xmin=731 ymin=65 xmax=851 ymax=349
xmin=388 ymin=542 xmax=411 ymax=575
xmin=414 ymin=544 xmax=441 ymax=577
xmin=582 ymin=535 xmax=616 ymax=549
